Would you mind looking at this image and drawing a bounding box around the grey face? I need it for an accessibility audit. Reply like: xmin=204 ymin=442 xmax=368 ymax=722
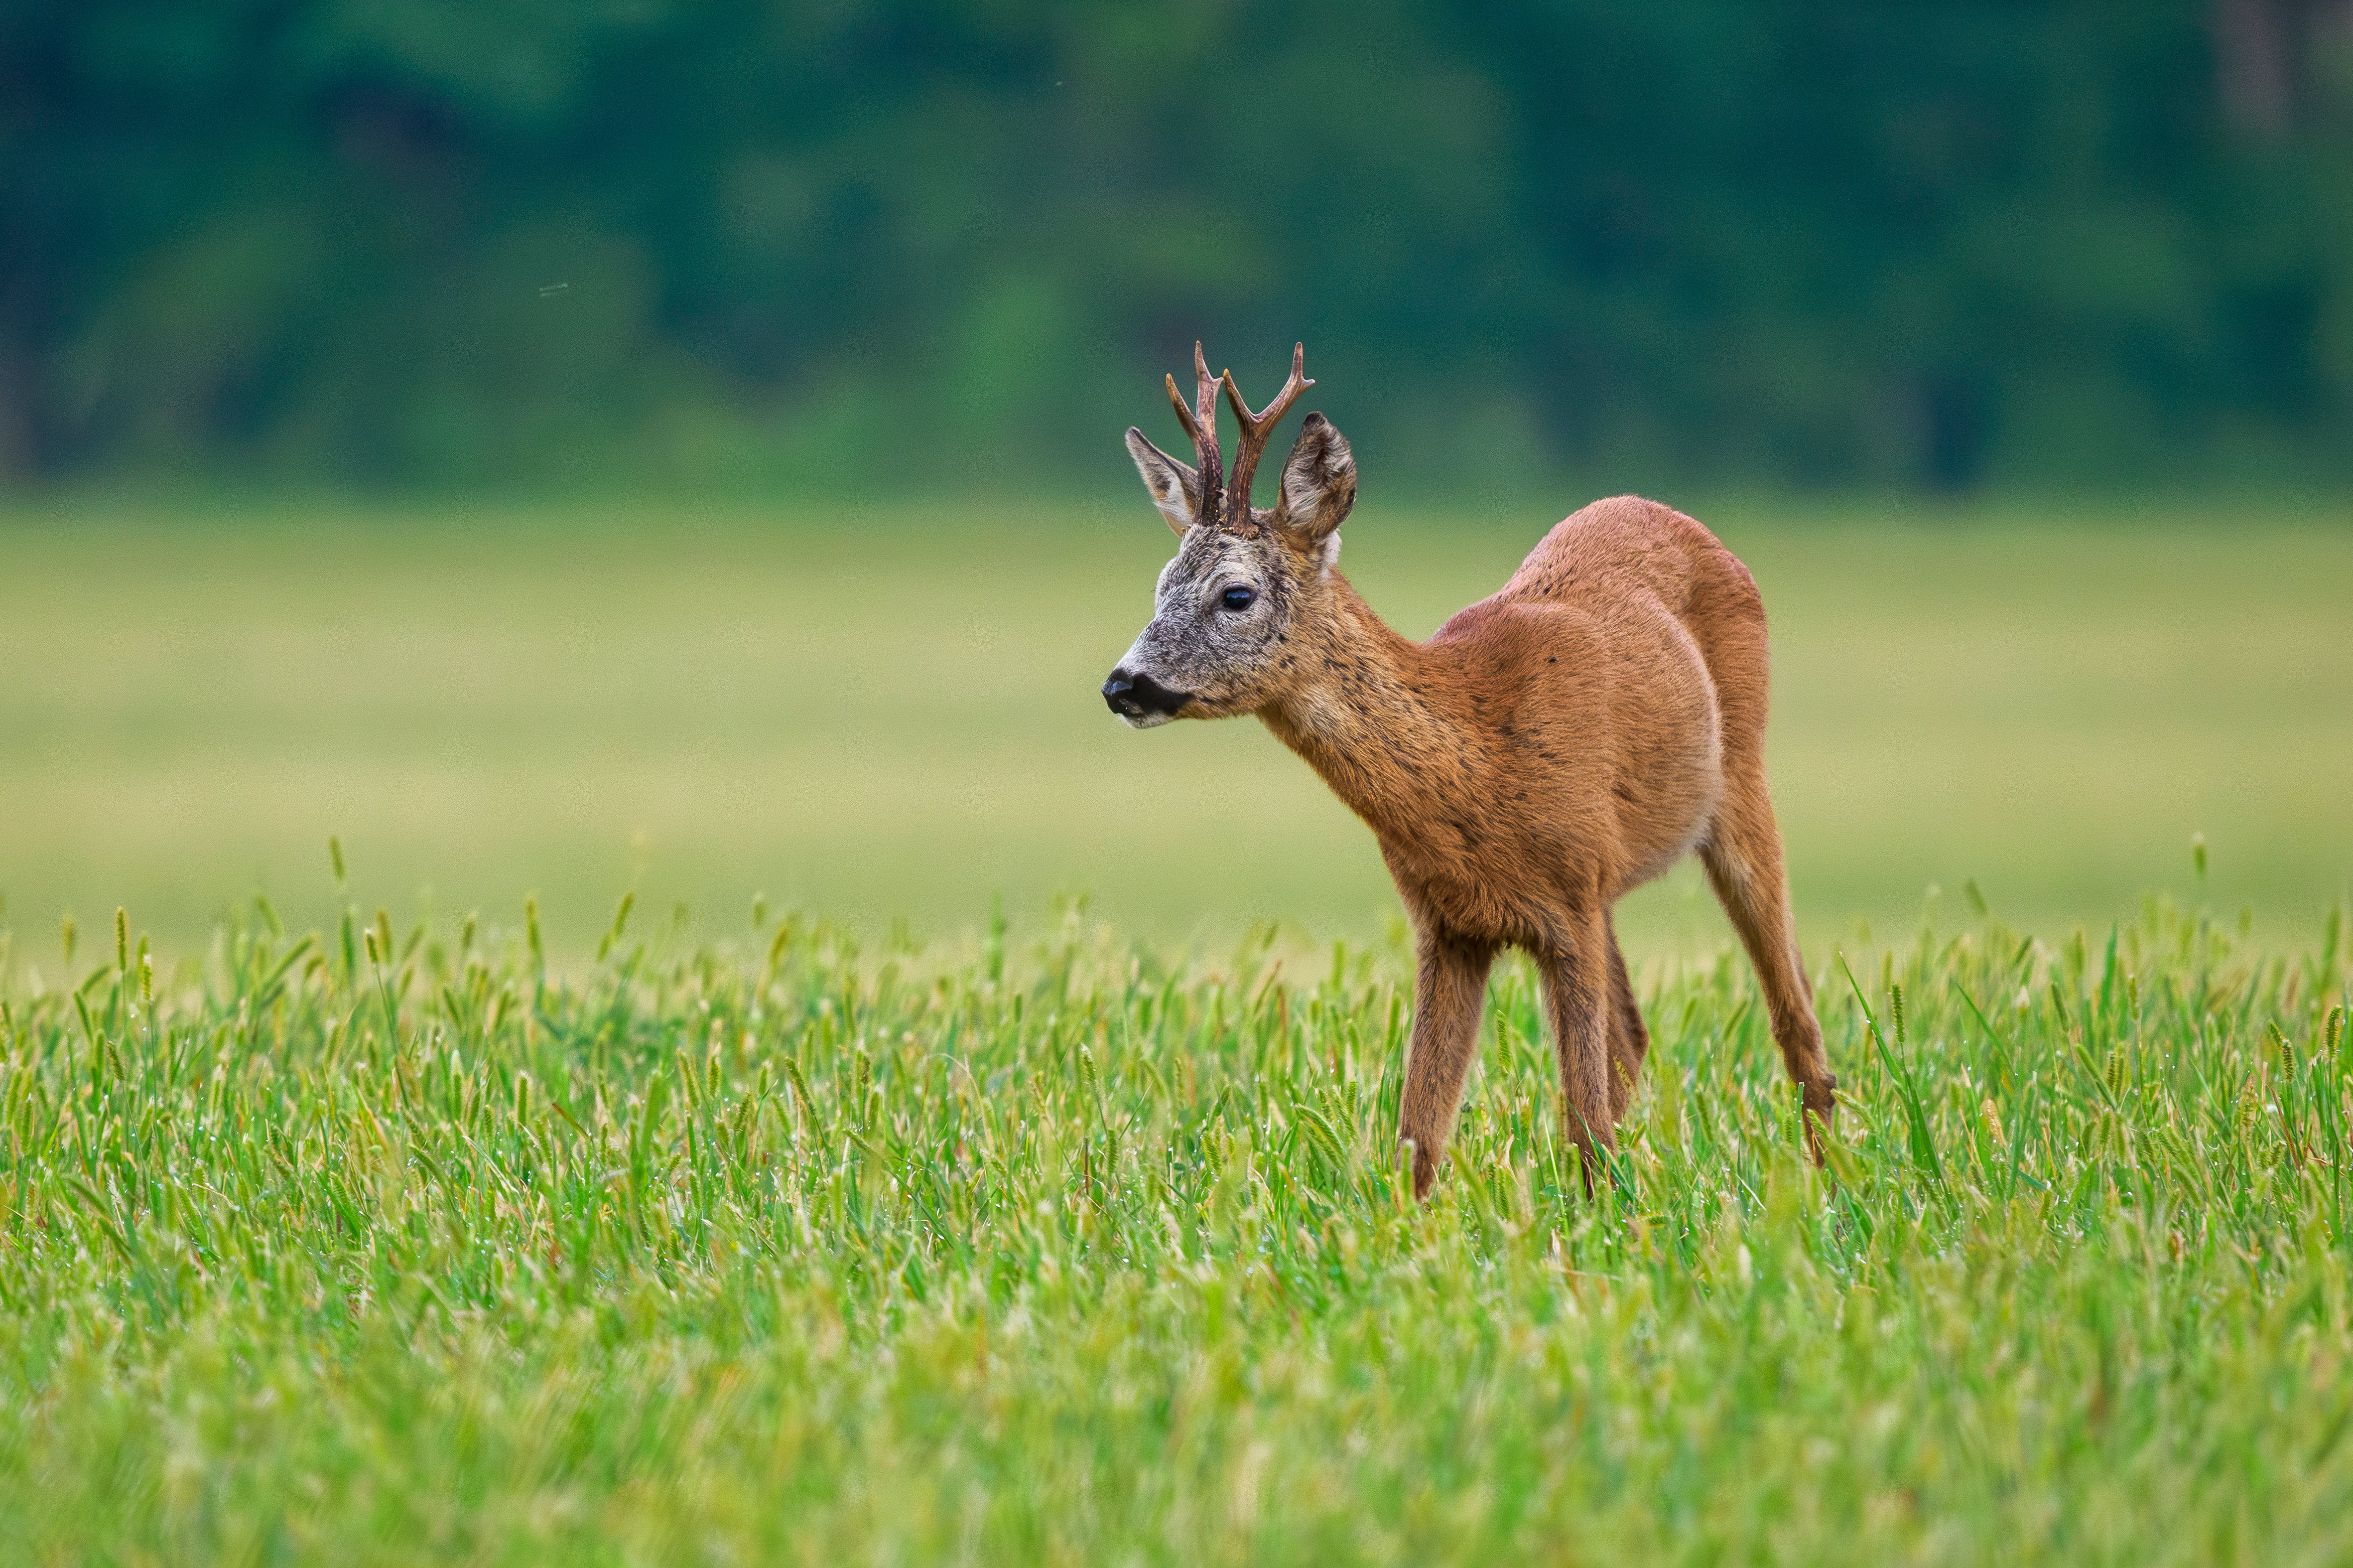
xmin=1102 ymin=398 xmax=1356 ymax=726
xmin=1102 ymin=524 xmax=1304 ymax=728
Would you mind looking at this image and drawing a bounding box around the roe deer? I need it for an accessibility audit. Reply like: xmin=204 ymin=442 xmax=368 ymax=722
xmin=1102 ymin=342 xmax=1837 ymax=1198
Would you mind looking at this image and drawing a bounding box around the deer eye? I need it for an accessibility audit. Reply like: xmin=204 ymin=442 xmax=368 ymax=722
xmin=1220 ymin=585 xmax=1257 ymax=613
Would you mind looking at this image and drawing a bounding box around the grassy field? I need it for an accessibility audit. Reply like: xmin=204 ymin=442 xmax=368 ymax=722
xmin=2 ymin=892 xmax=2349 ymax=1562
xmin=7 ymin=499 xmax=2346 ymax=1560
xmin=1 ymin=499 xmax=2347 ymax=964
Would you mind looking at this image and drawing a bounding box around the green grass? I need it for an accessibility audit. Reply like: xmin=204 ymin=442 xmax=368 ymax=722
xmin=1 ymin=499 xmax=2347 ymax=960
xmin=3 ymin=891 xmax=2351 ymax=1563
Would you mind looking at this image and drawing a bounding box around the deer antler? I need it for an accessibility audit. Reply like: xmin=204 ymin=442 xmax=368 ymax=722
xmin=1221 ymin=343 xmax=1314 ymax=526
xmin=1164 ymin=342 xmax=1225 ymax=529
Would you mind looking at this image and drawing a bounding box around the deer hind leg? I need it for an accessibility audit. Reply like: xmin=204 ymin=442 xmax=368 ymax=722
xmin=1537 ymin=913 xmax=1618 ymax=1192
xmin=1399 ymin=927 xmax=1498 ymax=1200
xmin=1700 ymin=777 xmax=1838 ymax=1157
xmin=1604 ymin=914 xmax=1651 ymax=1123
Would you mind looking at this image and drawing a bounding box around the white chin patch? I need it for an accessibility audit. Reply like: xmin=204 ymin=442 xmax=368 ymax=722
xmin=1119 ymin=710 xmax=1178 ymax=730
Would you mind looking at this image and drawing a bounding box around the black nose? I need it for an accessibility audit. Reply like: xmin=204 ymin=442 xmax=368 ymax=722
xmin=1102 ymin=668 xmax=1190 ymax=718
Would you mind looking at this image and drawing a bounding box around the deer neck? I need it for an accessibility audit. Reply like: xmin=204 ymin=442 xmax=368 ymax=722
xmin=1256 ymin=571 xmax=1480 ymax=844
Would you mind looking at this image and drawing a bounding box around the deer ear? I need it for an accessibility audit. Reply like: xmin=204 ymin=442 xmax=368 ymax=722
xmin=1125 ymin=427 xmax=1201 ymax=535
xmin=1276 ymin=413 xmax=1355 ymax=552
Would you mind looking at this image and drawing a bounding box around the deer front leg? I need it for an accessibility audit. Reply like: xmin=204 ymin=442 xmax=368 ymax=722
xmin=1603 ymin=914 xmax=1651 ymax=1122
xmin=1537 ymin=916 xmax=1618 ymax=1192
xmin=1399 ymin=927 xmax=1497 ymax=1200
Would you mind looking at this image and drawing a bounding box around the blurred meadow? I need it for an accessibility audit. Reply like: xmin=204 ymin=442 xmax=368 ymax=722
xmin=2 ymin=496 xmax=2346 ymax=967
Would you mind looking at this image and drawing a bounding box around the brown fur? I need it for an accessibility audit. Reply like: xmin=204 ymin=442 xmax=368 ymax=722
xmin=1109 ymin=350 xmax=1836 ymax=1197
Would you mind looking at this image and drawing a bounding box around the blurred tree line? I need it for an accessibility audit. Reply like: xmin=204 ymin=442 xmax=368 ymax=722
xmin=3 ymin=0 xmax=2350 ymax=494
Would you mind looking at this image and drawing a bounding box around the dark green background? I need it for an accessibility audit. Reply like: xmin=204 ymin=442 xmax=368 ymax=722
xmin=5 ymin=1 xmax=2351 ymax=494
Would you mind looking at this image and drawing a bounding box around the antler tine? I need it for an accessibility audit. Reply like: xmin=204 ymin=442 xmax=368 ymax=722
xmin=1221 ymin=342 xmax=1314 ymax=524
xmin=1163 ymin=341 xmax=1226 ymax=527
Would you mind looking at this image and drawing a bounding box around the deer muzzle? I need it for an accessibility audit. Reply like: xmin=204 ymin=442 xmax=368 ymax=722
xmin=1102 ymin=668 xmax=1191 ymax=723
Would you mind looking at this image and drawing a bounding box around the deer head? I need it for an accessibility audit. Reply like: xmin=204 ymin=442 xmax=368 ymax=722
xmin=1102 ymin=342 xmax=1357 ymax=727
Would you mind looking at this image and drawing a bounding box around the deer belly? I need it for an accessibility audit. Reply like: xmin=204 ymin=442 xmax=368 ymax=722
xmin=1611 ymin=691 xmax=1723 ymax=889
